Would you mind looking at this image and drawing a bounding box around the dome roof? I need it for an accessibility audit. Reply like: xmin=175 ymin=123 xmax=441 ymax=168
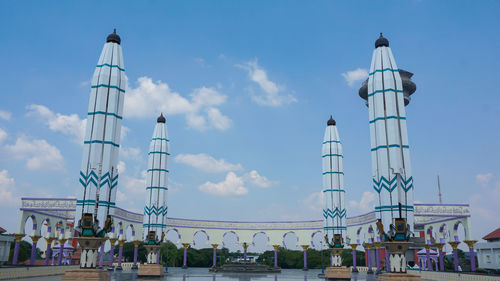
xmin=375 ymin=33 xmax=389 ymax=48
xmin=157 ymin=113 xmax=166 ymax=123
xmin=358 ymin=69 xmax=416 ymax=106
xmin=327 ymin=116 xmax=336 ymax=126
xmin=106 ymin=29 xmax=121 ymax=45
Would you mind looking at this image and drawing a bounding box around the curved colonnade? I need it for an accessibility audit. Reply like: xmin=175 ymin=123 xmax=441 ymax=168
xmin=13 ymin=198 xmax=474 ymax=272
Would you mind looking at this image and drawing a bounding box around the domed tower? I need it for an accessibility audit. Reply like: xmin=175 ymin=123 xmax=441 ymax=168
xmin=360 ymin=33 xmax=415 ymax=232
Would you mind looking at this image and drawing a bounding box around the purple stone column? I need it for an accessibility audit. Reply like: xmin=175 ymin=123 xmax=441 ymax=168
xmin=57 ymin=240 xmax=66 ymax=265
xmin=133 ymin=243 xmax=138 ymax=267
xmin=211 ymin=244 xmax=217 ymax=268
xmin=156 ymin=249 xmax=160 ymax=264
xmin=438 ymin=248 xmax=444 ymax=271
xmin=183 ymin=247 xmax=187 ymax=268
xmin=273 ymin=245 xmax=279 ymax=268
xmin=469 ymin=247 xmax=476 ymax=272
xmin=98 ymin=244 xmax=104 ymax=268
xmin=366 ymin=247 xmax=372 ymax=273
xmin=30 ymin=237 xmax=40 ymax=266
xmin=117 ymin=242 xmax=123 ymax=269
xmin=453 ymin=248 xmax=459 ymax=271
xmin=12 ymin=241 xmax=21 ymax=265
xmin=385 ymin=249 xmax=390 ymax=272
xmin=109 ymin=244 xmax=115 ymax=267
xmin=375 ymin=248 xmax=381 ymax=272
xmin=45 ymin=241 xmax=52 ymax=266
xmin=425 ymin=246 xmax=431 ymax=271
xmin=352 ymin=249 xmax=357 ymax=271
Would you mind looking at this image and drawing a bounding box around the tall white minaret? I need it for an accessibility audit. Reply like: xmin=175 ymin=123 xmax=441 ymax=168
xmin=76 ymin=29 xmax=126 ymax=234
xmin=143 ymin=114 xmax=169 ymax=242
xmin=359 ymin=33 xmax=416 ymax=231
xmin=322 ymin=116 xmax=346 ymax=266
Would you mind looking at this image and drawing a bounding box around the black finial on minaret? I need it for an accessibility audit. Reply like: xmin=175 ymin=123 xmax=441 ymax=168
xmin=375 ymin=32 xmax=389 ymax=48
xmin=157 ymin=113 xmax=166 ymax=123
xmin=107 ymin=28 xmax=121 ymax=45
xmin=327 ymin=115 xmax=336 ymax=126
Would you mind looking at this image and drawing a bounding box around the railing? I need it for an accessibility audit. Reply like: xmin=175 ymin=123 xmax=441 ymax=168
xmin=0 ymin=265 xmax=79 ymax=280
xmin=408 ymin=270 xmax=500 ymax=281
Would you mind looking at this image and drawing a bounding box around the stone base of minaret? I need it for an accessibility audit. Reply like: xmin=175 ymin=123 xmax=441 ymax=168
xmin=378 ymin=241 xmax=420 ymax=281
xmin=138 ymin=245 xmax=164 ymax=277
xmin=324 ymin=249 xmax=350 ymax=280
xmin=62 ymin=237 xmax=109 ymax=281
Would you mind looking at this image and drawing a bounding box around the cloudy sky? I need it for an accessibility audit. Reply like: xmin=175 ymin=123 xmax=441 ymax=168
xmin=0 ymin=1 xmax=499 ymax=245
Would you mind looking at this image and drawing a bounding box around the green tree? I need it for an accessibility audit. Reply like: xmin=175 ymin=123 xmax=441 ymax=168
xmin=9 ymin=241 xmax=32 ymax=263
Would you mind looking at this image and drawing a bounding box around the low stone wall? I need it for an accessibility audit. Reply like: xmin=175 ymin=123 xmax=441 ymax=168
xmin=0 ymin=265 xmax=79 ymax=280
xmin=408 ymin=270 xmax=500 ymax=281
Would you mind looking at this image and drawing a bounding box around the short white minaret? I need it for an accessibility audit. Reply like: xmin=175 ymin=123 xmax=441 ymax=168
xmin=322 ymin=116 xmax=346 ymax=266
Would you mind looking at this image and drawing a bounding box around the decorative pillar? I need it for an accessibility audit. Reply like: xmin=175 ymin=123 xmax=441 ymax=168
xmin=449 ymin=241 xmax=460 ymax=272
xmin=301 ymin=245 xmax=309 ymax=271
xmin=109 ymin=238 xmax=118 ymax=269
xmin=12 ymin=234 xmax=25 ymax=265
xmin=211 ymin=244 xmax=218 ymax=268
xmin=45 ymin=238 xmax=54 ymax=266
xmin=434 ymin=243 xmax=444 ymax=272
xmin=156 ymin=249 xmax=161 ymax=264
xmin=242 ymin=242 xmax=249 ymax=261
xmin=424 ymin=244 xmax=431 ymax=271
xmin=57 ymin=239 xmax=66 ymax=265
xmin=29 ymin=236 xmax=41 ymax=266
xmin=182 ymin=243 xmax=190 ymax=269
xmin=273 ymin=245 xmax=279 ymax=268
xmin=385 ymin=248 xmax=390 ymax=272
xmin=373 ymin=242 xmax=381 ymax=273
xmin=350 ymin=244 xmax=358 ymax=273
xmin=364 ymin=243 xmax=373 ymax=274
xmin=116 ymin=240 xmax=124 ymax=270
xmin=98 ymin=242 xmax=105 ymax=269
xmin=132 ymin=240 xmax=141 ymax=270
xmin=464 ymin=240 xmax=477 ymax=272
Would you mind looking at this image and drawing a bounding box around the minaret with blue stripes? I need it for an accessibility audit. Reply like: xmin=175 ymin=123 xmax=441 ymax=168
xmin=322 ymin=116 xmax=346 ymax=266
xmin=359 ymin=33 xmax=417 ymax=232
xmin=143 ymin=114 xmax=169 ymax=243
xmin=76 ymin=29 xmax=126 ymax=236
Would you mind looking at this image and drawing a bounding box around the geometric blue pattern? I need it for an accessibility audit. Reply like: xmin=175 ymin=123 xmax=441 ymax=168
xmin=144 ymin=205 xmax=168 ymax=216
xmin=369 ymin=116 xmax=406 ymax=124
xmin=371 ymin=144 xmax=409 ymax=151
xmin=79 ymin=170 xmax=118 ymax=189
xmin=91 ymin=84 xmax=125 ymax=93
xmin=323 ymin=208 xmax=346 ymax=219
xmin=368 ymin=88 xmax=403 ymax=97
xmin=96 ymin=64 xmax=125 ymax=72
xmin=373 ymin=176 xmax=413 ymax=193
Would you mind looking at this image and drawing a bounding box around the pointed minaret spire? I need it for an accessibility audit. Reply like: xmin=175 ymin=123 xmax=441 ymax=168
xmin=76 ymin=29 xmax=126 ymax=243
xmin=143 ymin=115 xmax=169 ymax=248
xmin=364 ymin=33 xmax=415 ymax=234
xmin=322 ymin=115 xmax=346 ymax=266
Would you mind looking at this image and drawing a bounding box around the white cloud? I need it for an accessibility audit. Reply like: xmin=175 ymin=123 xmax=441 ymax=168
xmin=175 ymin=153 xmax=243 ymax=173
xmin=117 ymin=161 xmax=126 ymax=174
xmin=0 ymin=110 xmax=12 ymax=121
xmin=5 ymin=136 xmax=64 ymax=171
xmin=476 ymin=173 xmax=493 ymax=187
xmin=27 ymin=104 xmax=86 ymax=143
xmin=0 ymin=170 xmax=16 ymax=205
xmin=116 ymin=190 xmax=127 ymax=202
xmin=122 ymin=171 xmax=147 ymax=195
xmin=0 ymin=128 xmax=7 ymax=144
xmin=207 ymin=108 xmax=232 ymax=131
xmin=349 ymin=191 xmax=376 ymax=214
xmin=244 ymin=170 xmax=275 ymax=188
xmin=237 ymin=59 xmax=297 ymax=107
xmin=300 ymin=192 xmax=324 ymax=213
xmin=120 ymin=147 xmax=142 ymax=161
xmin=124 ymin=77 xmax=231 ymax=131
xmin=198 ymin=172 xmax=248 ymax=196
xmin=341 ymin=68 xmax=368 ymax=86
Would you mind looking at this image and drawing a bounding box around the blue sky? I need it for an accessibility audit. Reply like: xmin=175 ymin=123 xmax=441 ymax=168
xmin=0 ymin=1 xmax=499 ymax=244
